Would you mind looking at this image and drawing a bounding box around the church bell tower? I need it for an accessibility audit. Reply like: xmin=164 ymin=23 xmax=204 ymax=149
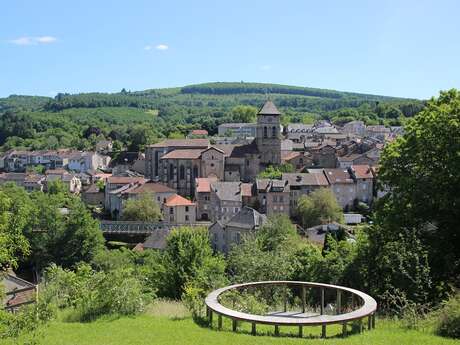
xmin=256 ymin=100 xmax=282 ymax=165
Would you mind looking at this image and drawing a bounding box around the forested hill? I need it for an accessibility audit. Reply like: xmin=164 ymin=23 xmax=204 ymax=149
xmin=0 ymin=82 xmax=425 ymax=152
xmin=179 ymin=82 xmax=406 ymax=101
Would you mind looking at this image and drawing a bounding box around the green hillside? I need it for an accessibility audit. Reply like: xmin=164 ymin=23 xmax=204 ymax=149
xmin=0 ymin=82 xmax=425 ymax=152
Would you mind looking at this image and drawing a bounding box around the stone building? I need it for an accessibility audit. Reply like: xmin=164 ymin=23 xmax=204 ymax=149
xmin=348 ymin=165 xmax=374 ymax=205
xmin=158 ymin=146 xmax=225 ymax=196
xmin=322 ymin=168 xmax=357 ymax=210
xmin=194 ymin=177 xmax=218 ymax=221
xmin=281 ymin=173 xmax=330 ymax=214
xmin=163 ymin=194 xmax=196 ymax=224
xmin=209 ymin=181 xmax=252 ymax=222
xmin=209 ymin=206 xmax=267 ymax=253
xmin=145 ymin=139 xmax=210 ymax=181
xmin=255 ymin=179 xmax=290 ymax=217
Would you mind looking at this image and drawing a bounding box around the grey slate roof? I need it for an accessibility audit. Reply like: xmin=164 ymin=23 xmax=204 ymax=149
xmin=258 ymin=100 xmax=281 ymax=115
xmin=211 ymin=181 xmax=242 ymax=202
xmin=282 ymin=173 xmax=329 ymax=187
xmin=225 ymin=206 xmax=267 ymax=230
xmin=143 ymin=229 xmax=170 ymax=250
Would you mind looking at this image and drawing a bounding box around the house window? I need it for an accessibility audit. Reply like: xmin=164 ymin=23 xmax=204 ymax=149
xmin=185 ymin=206 xmax=189 ymax=212
xmin=235 ymin=232 xmax=241 ymax=244
xmin=179 ymin=165 xmax=185 ymax=179
xmin=193 ymin=166 xmax=198 ymax=178
xmin=210 ymin=163 xmax=215 ymax=167
xmin=185 ymin=215 xmax=189 ymax=221
xmin=280 ymin=205 xmax=284 ymax=211
xmin=273 ymin=195 xmax=278 ymax=202
xmin=234 ymin=207 xmax=239 ymax=213
xmin=169 ymin=164 xmax=174 ymax=179
xmin=279 ymin=196 xmax=284 ymax=203
xmin=169 ymin=207 xmax=174 ymax=215
xmin=263 ymin=126 xmax=268 ymax=138
xmin=272 ymin=126 xmax=277 ymax=137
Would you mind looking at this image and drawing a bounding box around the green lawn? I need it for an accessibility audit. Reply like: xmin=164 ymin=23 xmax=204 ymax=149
xmin=1 ymin=301 xmax=457 ymax=345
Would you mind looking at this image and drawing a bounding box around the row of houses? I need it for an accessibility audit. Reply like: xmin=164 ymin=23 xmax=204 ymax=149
xmin=0 ymin=150 xmax=111 ymax=173
xmin=194 ymin=164 xmax=376 ymax=221
xmin=0 ymin=169 xmax=82 ymax=193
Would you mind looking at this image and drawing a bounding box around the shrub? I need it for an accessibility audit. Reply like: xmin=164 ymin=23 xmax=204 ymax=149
xmin=43 ymin=263 xmax=153 ymax=322
xmin=436 ymin=293 xmax=460 ymax=338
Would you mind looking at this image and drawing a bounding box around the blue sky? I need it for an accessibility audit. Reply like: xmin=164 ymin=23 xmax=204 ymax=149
xmin=1 ymin=0 xmax=459 ymax=99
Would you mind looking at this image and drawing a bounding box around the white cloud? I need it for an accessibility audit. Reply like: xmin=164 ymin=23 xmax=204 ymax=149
xmin=144 ymin=45 xmax=152 ymax=51
xmin=9 ymin=37 xmax=34 ymax=45
xmin=260 ymin=64 xmax=272 ymax=71
xmin=155 ymin=44 xmax=168 ymax=50
xmin=9 ymin=36 xmax=57 ymax=46
xmin=36 ymin=36 xmax=57 ymax=44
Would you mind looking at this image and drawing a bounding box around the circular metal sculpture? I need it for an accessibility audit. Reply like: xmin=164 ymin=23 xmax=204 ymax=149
xmin=205 ymin=281 xmax=377 ymax=338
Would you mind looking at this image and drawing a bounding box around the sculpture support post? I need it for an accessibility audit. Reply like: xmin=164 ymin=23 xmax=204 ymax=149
xmin=337 ymin=290 xmax=342 ymax=314
xmin=320 ymin=288 xmax=325 ymax=315
xmin=302 ymin=286 xmax=306 ymax=313
xmin=321 ymin=324 xmax=326 ymax=338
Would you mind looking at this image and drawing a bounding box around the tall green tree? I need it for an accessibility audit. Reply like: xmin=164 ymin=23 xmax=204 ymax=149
xmin=231 ymin=105 xmax=257 ymax=123
xmin=375 ymin=89 xmax=460 ymax=300
xmin=296 ymin=189 xmax=343 ymax=228
xmin=24 ymin=190 xmax=105 ymax=270
xmin=0 ymin=185 xmax=33 ymax=269
xmin=162 ymin=226 xmax=226 ymax=299
xmin=121 ymin=193 xmax=162 ymax=222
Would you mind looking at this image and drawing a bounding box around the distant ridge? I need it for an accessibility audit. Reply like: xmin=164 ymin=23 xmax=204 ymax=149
xmin=179 ymin=82 xmax=417 ymax=101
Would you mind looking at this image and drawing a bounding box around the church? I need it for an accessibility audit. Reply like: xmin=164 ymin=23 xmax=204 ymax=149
xmin=145 ymin=100 xmax=284 ymax=196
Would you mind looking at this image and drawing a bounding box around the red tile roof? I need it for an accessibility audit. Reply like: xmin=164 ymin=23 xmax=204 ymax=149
xmin=164 ymin=194 xmax=195 ymax=207
xmin=323 ymin=169 xmax=354 ymax=184
xmin=160 ymin=149 xmax=205 ymax=160
xmin=195 ymin=177 xmax=218 ymax=193
xmin=191 ymin=129 xmax=208 ymax=136
xmin=281 ymin=151 xmax=302 ymax=162
xmin=107 ymin=176 xmax=146 ymax=185
xmin=148 ymin=139 xmax=209 ymax=148
xmin=125 ymin=182 xmax=175 ymax=194
xmin=240 ymin=183 xmax=253 ymax=197
xmin=351 ymin=165 xmax=373 ymax=179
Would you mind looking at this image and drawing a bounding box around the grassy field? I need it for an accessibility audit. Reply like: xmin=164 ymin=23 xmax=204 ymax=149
xmin=1 ymin=300 xmax=457 ymax=345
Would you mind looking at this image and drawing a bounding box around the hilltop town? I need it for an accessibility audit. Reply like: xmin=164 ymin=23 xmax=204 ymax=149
xmin=0 ymin=99 xmax=401 ymax=252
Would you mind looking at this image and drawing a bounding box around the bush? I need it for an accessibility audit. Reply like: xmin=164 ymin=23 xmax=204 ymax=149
xmin=436 ymin=293 xmax=460 ymax=338
xmin=43 ymin=263 xmax=153 ymax=322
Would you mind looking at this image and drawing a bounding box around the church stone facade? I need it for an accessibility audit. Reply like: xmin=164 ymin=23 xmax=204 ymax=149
xmin=144 ymin=100 xmax=285 ymax=197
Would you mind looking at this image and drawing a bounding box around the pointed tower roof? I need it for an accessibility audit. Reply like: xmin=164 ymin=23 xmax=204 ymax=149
xmin=258 ymin=100 xmax=281 ymax=116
